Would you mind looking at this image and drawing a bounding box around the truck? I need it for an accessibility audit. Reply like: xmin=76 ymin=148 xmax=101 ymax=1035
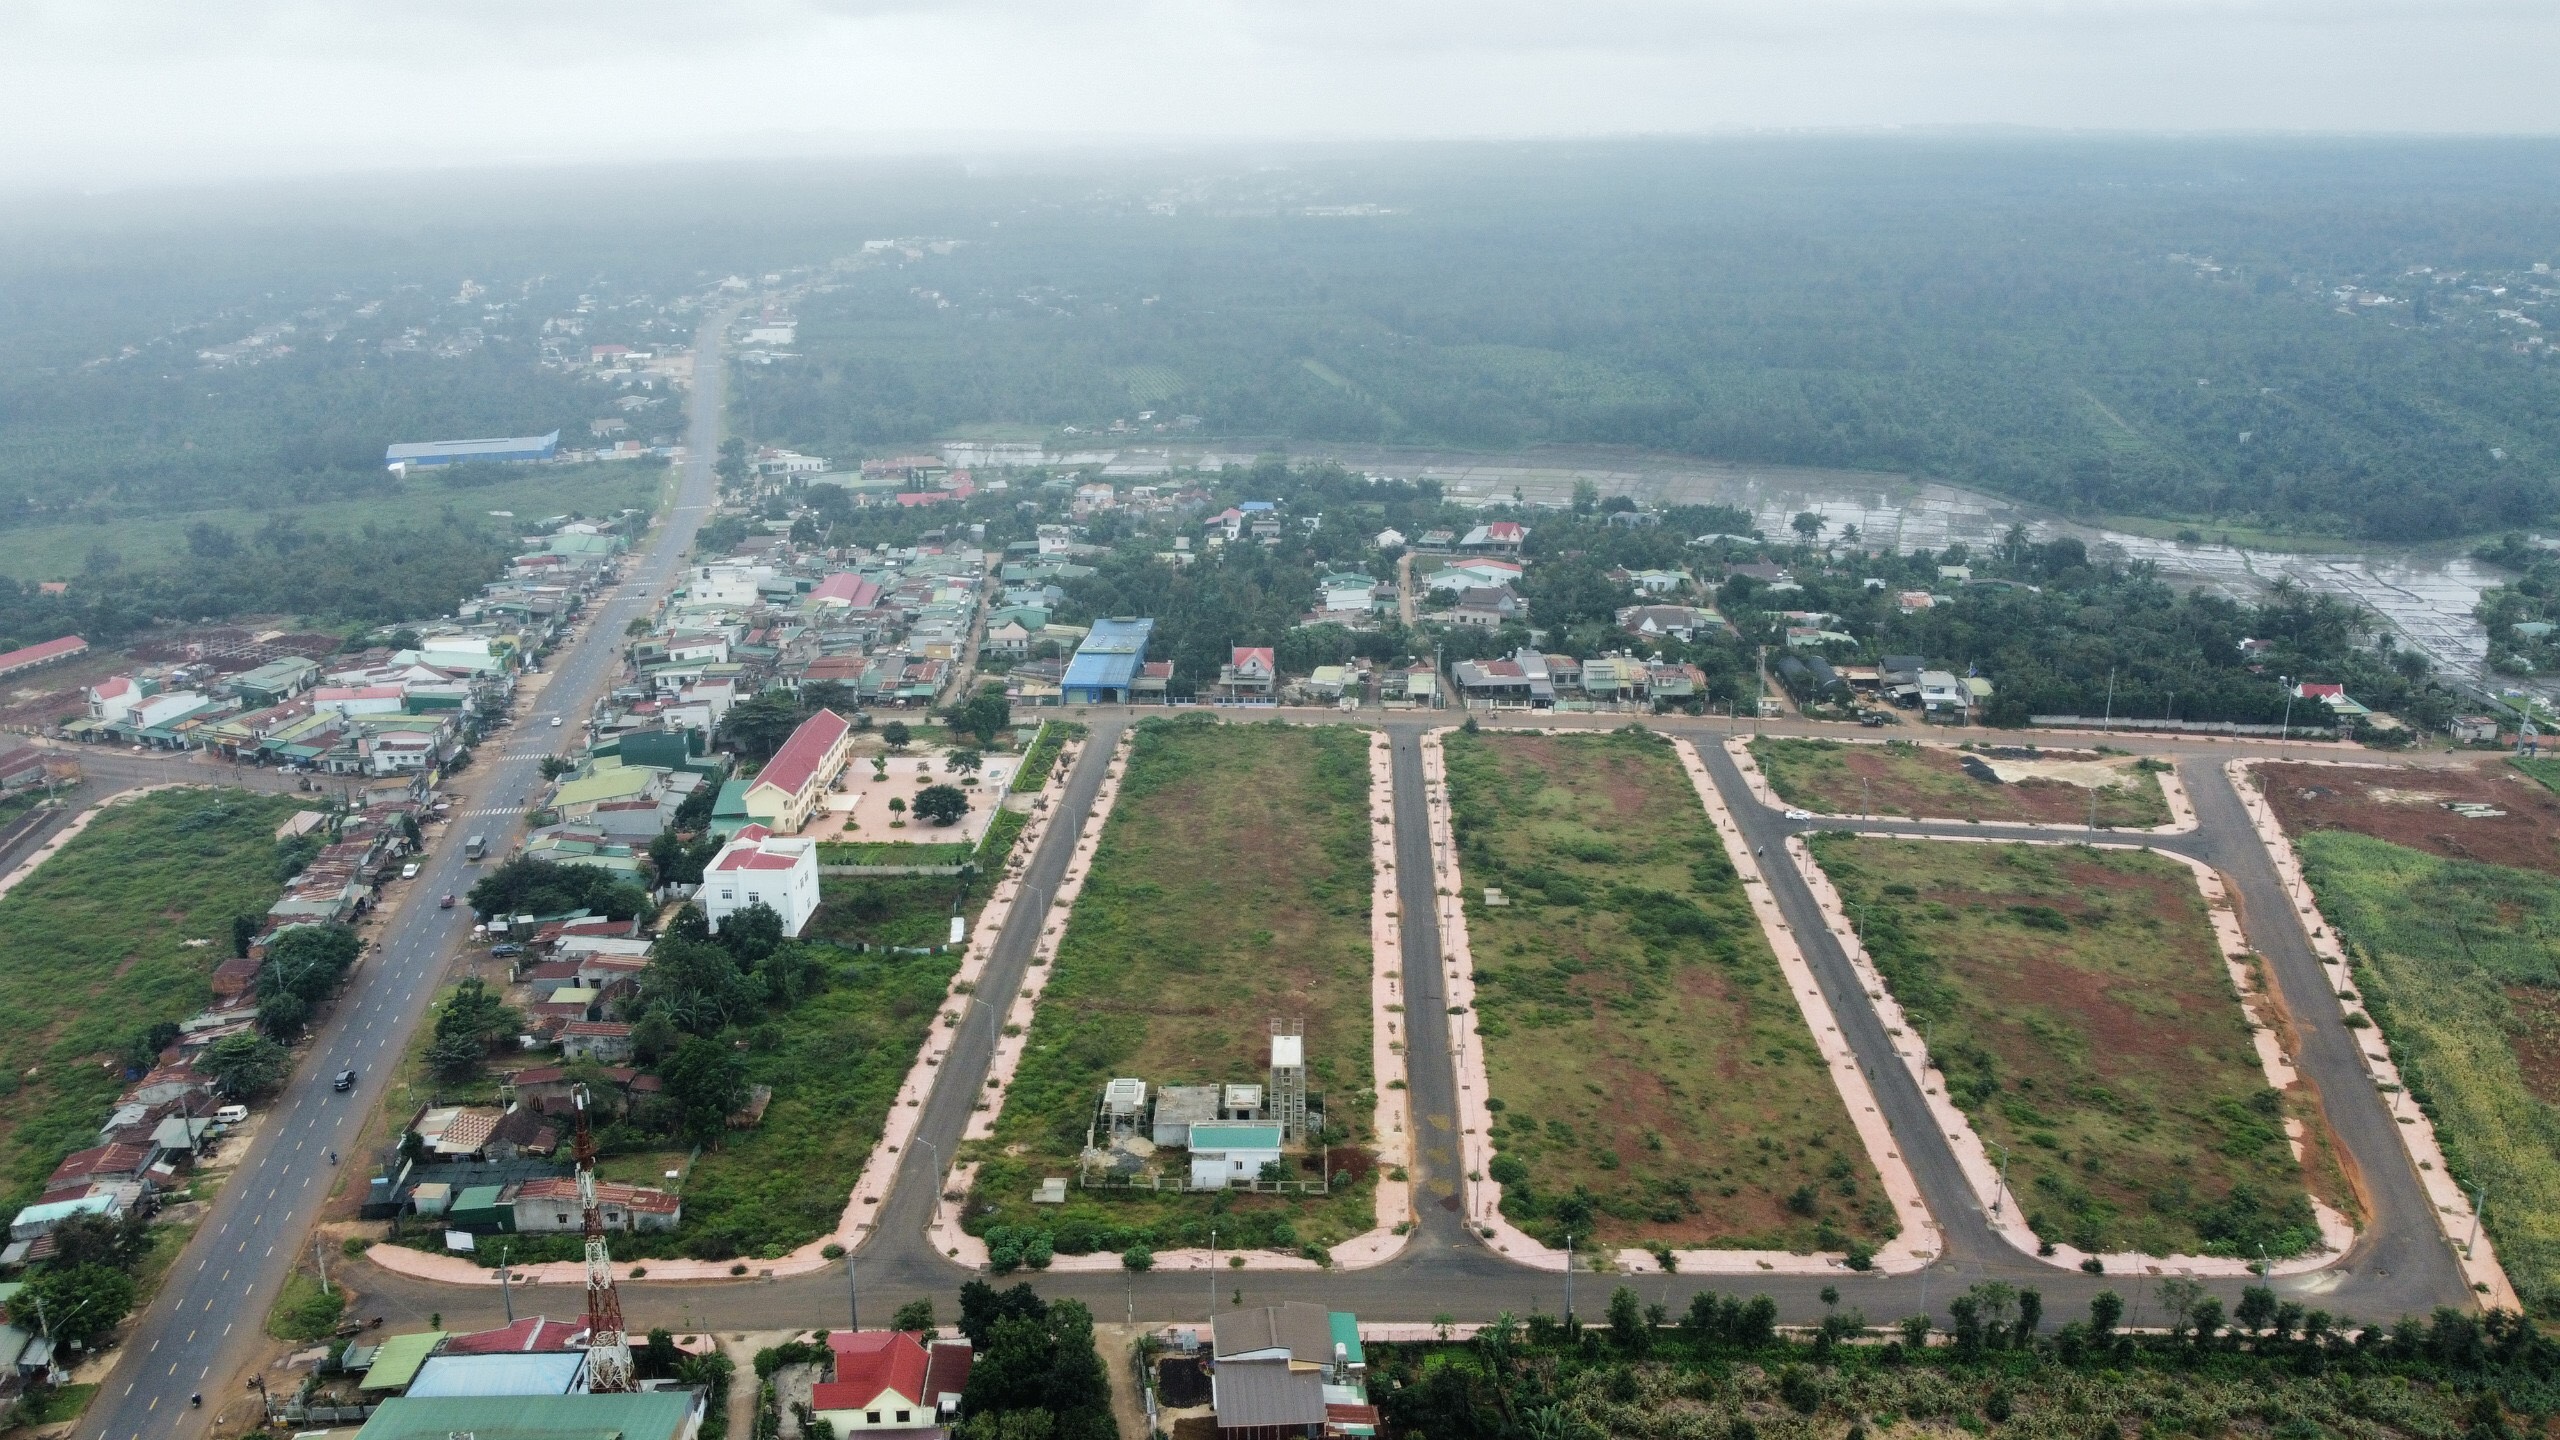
xmin=465 ymin=834 xmax=488 ymax=861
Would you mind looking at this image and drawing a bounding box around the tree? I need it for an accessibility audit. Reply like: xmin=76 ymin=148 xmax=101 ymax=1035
xmin=660 ymin=1035 xmax=751 ymax=1141
xmin=2089 ymin=1289 xmax=2123 ymax=1335
xmin=948 ymin=684 xmax=1011 ymax=746
xmin=713 ymin=902 xmax=785 ymax=969
xmin=913 ymin=784 xmax=969 ymax=827
xmin=539 ymin=755 xmax=576 ymax=780
xmin=230 ymin=913 xmax=260 ymax=959
xmin=892 ymin=1298 xmax=937 ymax=1336
xmin=639 ymin=936 xmax=760 ymax=1037
xmin=428 ymin=978 xmax=521 ymax=1083
xmin=881 ymin=721 xmax=912 ymax=752
xmin=721 ymin=691 xmax=806 ymax=762
xmin=1791 ymin=511 xmax=1826 ymax=545
xmin=47 ymin=1211 xmax=150 ymax=1271
xmin=947 ymin=748 xmax=984 ymax=777
xmin=202 ymin=1031 xmax=290 ymax=1098
xmin=1606 ymin=1285 xmax=1651 ymax=1355
xmin=468 ymin=856 xmax=649 ymax=921
xmin=12 ymin=1263 xmax=135 ymax=1349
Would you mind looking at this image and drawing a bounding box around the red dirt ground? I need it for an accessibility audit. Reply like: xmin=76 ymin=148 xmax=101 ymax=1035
xmin=1772 ymin=741 xmax=2164 ymax=826
xmin=2261 ymin=759 xmax=2560 ymax=877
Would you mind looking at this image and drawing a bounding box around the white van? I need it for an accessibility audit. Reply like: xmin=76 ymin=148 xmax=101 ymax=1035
xmin=212 ymin=1105 xmax=249 ymax=1125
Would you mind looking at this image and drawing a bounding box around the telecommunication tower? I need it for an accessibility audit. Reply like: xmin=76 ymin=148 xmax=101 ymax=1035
xmin=574 ymin=1085 xmax=635 ymax=1393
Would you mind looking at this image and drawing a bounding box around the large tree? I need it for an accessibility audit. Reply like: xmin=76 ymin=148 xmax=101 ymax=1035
xmin=202 ymin=1031 xmax=291 ymax=1098
xmin=913 ymin=784 xmax=969 ymax=827
xmin=659 ymin=1035 xmax=751 ymax=1142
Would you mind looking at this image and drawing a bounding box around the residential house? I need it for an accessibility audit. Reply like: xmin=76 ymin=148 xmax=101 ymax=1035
xmin=1447 ymin=586 xmax=1523 ymax=629
xmin=560 ymin=1022 xmax=635 ymax=1063
xmin=1187 ymin=1123 xmax=1284 ymax=1189
xmin=1459 ymin=521 xmax=1526 ymax=554
xmin=1616 ymin=605 xmax=1723 ymax=642
xmin=508 ymin=1176 xmax=680 ymax=1234
xmin=703 ymin=824 xmax=821 ymax=937
xmin=1216 ymin=647 xmax=1278 ymax=700
xmin=813 ymin=1330 xmax=976 ymax=1433
xmin=1062 ymin=618 xmax=1154 ymax=704
xmin=355 ymin=1392 xmax=703 ymax=1440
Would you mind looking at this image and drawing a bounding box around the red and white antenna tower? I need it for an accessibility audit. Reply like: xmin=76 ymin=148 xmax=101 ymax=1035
xmin=574 ymin=1084 xmax=635 ymax=1393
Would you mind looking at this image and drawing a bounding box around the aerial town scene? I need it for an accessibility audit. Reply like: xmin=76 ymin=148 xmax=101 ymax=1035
xmin=2 ymin=7 xmax=2560 ymax=1440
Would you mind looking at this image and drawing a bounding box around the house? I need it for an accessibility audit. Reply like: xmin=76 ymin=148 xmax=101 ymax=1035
xmin=1187 ymin=1122 xmax=1284 ymax=1189
xmin=2453 ymin=715 xmax=2502 ymax=743
xmin=808 ymin=573 xmax=885 ymax=611
xmin=741 ymin=708 xmax=853 ymax=833
xmin=1062 ymin=617 xmax=1154 ymax=704
xmin=1447 ymin=587 xmax=1523 ymax=629
xmin=1217 ymin=647 xmax=1278 ymax=700
xmin=1451 ymin=658 xmax=1533 ymax=708
xmin=560 ymin=1022 xmax=635 ymax=1063
xmin=404 ymin=1351 xmax=587 ymax=1399
xmin=1615 ymin=605 xmax=1722 ymax=642
xmin=1896 ymin=590 xmax=1936 ymax=615
xmin=703 ymin=824 xmax=821 ymax=937
xmin=86 ymin=675 xmax=152 ymax=727
xmin=438 ymin=1315 xmax=588 ymax=1356
xmin=509 ymin=1176 xmax=681 ymax=1233
xmin=1919 ymin=670 xmax=1972 ymax=719
xmin=1152 ymin=1085 xmax=1222 ymax=1146
xmin=1213 ymin=1360 xmax=1327 ymax=1440
xmin=1459 ymin=521 xmax=1526 ymax=554
xmin=0 ymin=635 xmax=86 ymax=680
xmin=1372 ymin=527 xmax=1406 ymax=550
xmin=812 ymin=1330 xmax=974 ymax=1433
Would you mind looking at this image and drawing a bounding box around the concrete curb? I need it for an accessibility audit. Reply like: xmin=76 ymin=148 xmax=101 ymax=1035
xmin=1728 ymin=734 xmax=2198 ymax=835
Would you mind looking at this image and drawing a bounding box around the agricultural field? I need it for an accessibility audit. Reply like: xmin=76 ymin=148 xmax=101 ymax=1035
xmin=0 ymin=788 xmax=306 ymax=1209
xmin=968 ymin=717 xmax=1377 ymax=1258
xmin=1752 ymin=738 xmax=2171 ymax=828
xmin=2262 ymin=759 xmax=2560 ymax=877
xmin=2294 ymin=827 xmax=2560 ymax=1314
xmin=1445 ymin=727 xmax=1894 ymax=1254
xmin=1812 ymin=835 xmax=2333 ymax=1258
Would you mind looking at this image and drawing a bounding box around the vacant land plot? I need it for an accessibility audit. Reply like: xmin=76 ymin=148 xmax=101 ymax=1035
xmin=1753 ymin=738 xmax=2170 ymax=827
xmin=1447 ymin=728 xmax=1893 ymax=1253
xmin=2296 ymin=828 xmax=2560 ymax=1312
xmin=2262 ymin=759 xmax=2560 ymax=877
xmin=805 ymin=810 xmax=1028 ymax=949
xmin=1813 ymin=835 xmax=2324 ymax=1258
xmin=969 ymin=717 xmax=1376 ymax=1257
xmin=0 ymin=788 xmax=304 ymax=1209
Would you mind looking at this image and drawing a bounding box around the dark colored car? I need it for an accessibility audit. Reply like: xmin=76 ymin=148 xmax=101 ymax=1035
xmin=333 ymin=1069 xmax=356 ymax=1092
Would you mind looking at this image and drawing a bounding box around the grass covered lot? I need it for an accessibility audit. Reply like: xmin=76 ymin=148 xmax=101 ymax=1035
xmin=1445 ymin=727 xmax=1892 ymax=1253
xmin=0 ymin=788 xmax=303 ymax=1210
xmin=1813 ymin=835 xmax=2324 ymax=1258
xmin=2297 ymin=827 xmax=2560 ymax=1315
xmin=1753 ymin=737 xmax=2170 ymax=827
xmin=968 ymin=717 xmax=1377 ymax=1259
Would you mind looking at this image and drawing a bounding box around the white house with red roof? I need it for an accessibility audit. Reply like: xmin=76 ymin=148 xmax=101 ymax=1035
xmin=1460 ymin=520 xmax=1527 ymax=553
xmin=742 ymin=708 xmax=853 ymax=833
xmin=1217 ymin=646 xmax=1278 ymax=699
xmin=703 ymin=824 xmax=820 ymax=937
xmin=813 ymin=1330 xmax=973 ymax=1433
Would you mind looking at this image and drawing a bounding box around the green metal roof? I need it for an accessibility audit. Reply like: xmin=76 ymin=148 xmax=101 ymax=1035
xmin=1329 ymin=1311 xmax=1365 ymax=1367
xmin=358 ymin=1330 xmax=448 ymax=1390
xmin=358 ymin=1391 xmax=695 ymax=1440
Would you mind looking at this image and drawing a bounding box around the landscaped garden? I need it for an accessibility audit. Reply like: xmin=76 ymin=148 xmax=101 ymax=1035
xmin=2294 ymin=826 xmax=2560 ymax=1314
xmin=966 ymin=716 xmax=1378 ymax=1260
xmin=1443 ymin=726 xmax=1894 ymax=1255
xmin=1752 ymin=737 xmax=2171 ymax=827
xmin=1811 ymin=835 xmax=2333 ymax=1259
xmin=0 ymin=788 xmax=305 ymax=1209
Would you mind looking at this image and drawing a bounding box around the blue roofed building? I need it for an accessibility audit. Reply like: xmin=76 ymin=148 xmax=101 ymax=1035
xmin=386 ymin=431 xmax=561 ymax=469
xmin=1062 ymin=617 xmax=1154 ymax=704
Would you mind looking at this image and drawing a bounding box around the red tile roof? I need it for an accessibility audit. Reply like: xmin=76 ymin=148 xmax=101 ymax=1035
xmin=440 ymin=1316 xmax=588 ymax=1354
xmin=816 ymin=1331 xmax=932 ymax=1412
xmin=810 ymin=573 xmax=884 ymax=608
xmin=0 ymin=636 xmax=87 ymax=671
xmin=924 ymin=1340 xmax=974 ymax=1402
xmin=752 ymin=709 xmax=851 ymax=800
xmin=47 ymin=1142 xmax=153 ymax=1186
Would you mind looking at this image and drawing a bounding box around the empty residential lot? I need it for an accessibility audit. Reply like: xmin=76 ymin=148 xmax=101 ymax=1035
xmin=1811 ymin=834 xmax=2332 ymax=1259
xmin=968 ymin=717 xmax=1378 ymax=1256
xmin=1753 ymin=737 xmax=2170 ymax=827
xmin=1446 ymin=727 xmax=1895 ymax=1254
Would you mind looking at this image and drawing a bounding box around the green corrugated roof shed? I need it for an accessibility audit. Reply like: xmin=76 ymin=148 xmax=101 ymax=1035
xmin=358 ymin=1391 xmax=696 ymax=1439
xmin=448 ymin=1184 xmax=512 ymax=1231
xmin=1329 ymin=1311 xmax=1365 ymax=1368
xmin=358 ymin=1330 xmax=448 ymax=1391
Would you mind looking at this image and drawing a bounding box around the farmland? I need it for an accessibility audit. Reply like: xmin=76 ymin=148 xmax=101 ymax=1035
xmin=0 ymin=788 xmax=306 ymax=1210
xmin=1812 ymin=835 xmax=2327 ymax=1258
xmin=1445 ymin=727 xmax=1893 ymax=1254
xmin=1752 ymin=737 xmax=2171 ymax=828
xmin=967 ymin=717 xmax=1378 ymax=1258
xmin=2295 ymin=827 xmax=2560 ymax=1313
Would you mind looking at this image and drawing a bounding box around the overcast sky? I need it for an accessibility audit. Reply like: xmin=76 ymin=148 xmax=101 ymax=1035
xmin=8 ymin=0 xmax=2558 ymax=193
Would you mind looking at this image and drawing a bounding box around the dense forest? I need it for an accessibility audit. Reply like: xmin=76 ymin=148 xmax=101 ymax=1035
xmin=731 ymin=139 xmax=2560 ymax=542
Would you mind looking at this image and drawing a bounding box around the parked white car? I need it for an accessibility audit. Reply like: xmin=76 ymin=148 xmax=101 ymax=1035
xmin=400 ymin=862 xmax=420 ymax=880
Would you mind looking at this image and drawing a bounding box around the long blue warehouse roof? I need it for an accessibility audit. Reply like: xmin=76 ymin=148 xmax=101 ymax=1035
xmin=386 ymin=431 xmax=560 ymax=465
xmin=1062 ymin=616 xmax=1153 ymax=691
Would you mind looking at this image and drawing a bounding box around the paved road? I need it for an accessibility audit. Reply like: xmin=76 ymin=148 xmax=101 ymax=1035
xmin=344 ymin=712 xmax=2482 ymax=1340
xmin=81 ymin=304 xmax=735 ymax=1440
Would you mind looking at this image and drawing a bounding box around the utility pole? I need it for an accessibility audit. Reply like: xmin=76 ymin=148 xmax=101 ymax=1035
xmin=1208 ymin=1229 xmax=1218 ymax=1322
xmin=2279 ymin=677 xmax=2295 ymax=743
xmin=500 ymin=1243 xmax=515 ymax=1323
xmin=1989 ymin=1141 xmax=2012 ymax=1221
xmin=315 ymin=1237 xmax=330 ymax=1296
xmin=2469 ymin=1185 xmax=2487 ymax=1257
xmin=848 ymin=1250 xmax=858 ymax=1332
xmin=2101 ymin=669 xmax=2115 ymax=735
xmin=1563 ymin=1234 xmax=1575 ymax=1325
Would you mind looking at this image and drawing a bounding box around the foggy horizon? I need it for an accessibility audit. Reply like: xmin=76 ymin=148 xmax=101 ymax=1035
xmin=9 ymin=0 xmax=2560 ymax=195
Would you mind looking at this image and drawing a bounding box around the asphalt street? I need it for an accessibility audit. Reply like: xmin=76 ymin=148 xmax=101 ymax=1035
xmin=79 ymin=302 xmax=733 ymax=1440
xmin=337 ymin=712 xmax=2482 ymax=1345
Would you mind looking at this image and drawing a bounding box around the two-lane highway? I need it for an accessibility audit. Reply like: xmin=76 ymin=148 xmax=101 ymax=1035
xmin=80 ymin=303 xmax=735 ymax=1440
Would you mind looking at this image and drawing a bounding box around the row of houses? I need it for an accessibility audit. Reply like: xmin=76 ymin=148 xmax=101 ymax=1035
xmin=1451 ymin=649 xmax=1709 ymax=709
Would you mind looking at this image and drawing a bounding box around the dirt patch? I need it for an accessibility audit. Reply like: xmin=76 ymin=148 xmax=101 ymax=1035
xmin=2505 ymin=985 xmax=2560 ymax=1107
xmin=2263 ymin=759 xmax=2560 ymax=877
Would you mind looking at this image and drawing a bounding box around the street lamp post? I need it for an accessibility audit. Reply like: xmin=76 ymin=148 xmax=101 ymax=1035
xmin=1563 ymin=1233 xmax=1575 ymax=1326
xmin=1208 ymin=1229 xmax=1218 ymax=1321
xmin=2280 ymin=677 xmax=2295 ymax=742
xmin=1988 ymin=1141 xmax=2013 ymax=1221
